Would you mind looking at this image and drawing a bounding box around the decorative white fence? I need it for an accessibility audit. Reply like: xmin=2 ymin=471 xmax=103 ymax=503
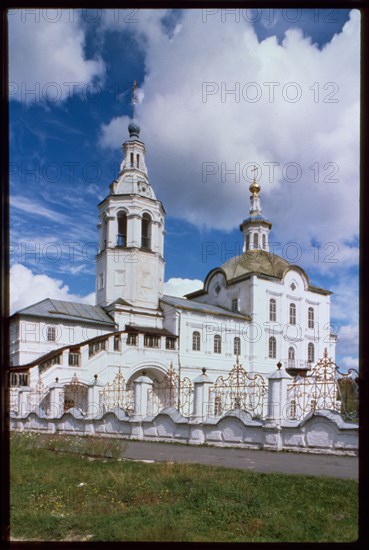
xmin=147 ymin=363 xmax=194 ymax=417
xmin=207 ymin=358 xmax=267 ymax=419
xmin=9 ymin=350 xmax=358 ymax=426
xmin=287 ymin=350 xmax=359 ymax=422
xmin=99 ymin=368 xmax=134 ymax=415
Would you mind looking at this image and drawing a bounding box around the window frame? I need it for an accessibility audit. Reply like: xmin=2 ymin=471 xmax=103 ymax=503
xmin=141 ymin=213 xmax=152 ymax=250
xmin=144 ymin=334 xmax=161 ymax=348
xmin=192 ymin=331 xmax=201 ymax=351
xmin=166 ymin=337 xmax=176 ymax=350
xmin=234 ymin=336 xmax=241 ymax=356
xmin=308 ymin=307 xmax=314 ymax=329
xmin=114 ymin=335 xmax=122 ymax=351
xmin=47 ymin=326 xmax=56 ymax=342
xmin=126 ymin=333 xmax=138 ymax=346
xmin=253 ymin=233 xmax=258 ymax=249
xmin=68 ymin=351 xmax=80 ymax=367
xmin=308 ymin=342 xmax=315 ymax=363
xmin=269 ymin=298 xmax=276 ymax=322
xmin=117 ymin=211 xmax=128 ymax=247
xmin=289 ymin=303 xmax=296 ymax=325
xmin=269 ymin=336 xmax=276 ymax=359
xmin=214 ymin=334 xmax=222 ymax=354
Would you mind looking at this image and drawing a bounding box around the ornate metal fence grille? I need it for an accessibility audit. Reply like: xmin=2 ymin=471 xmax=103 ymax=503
xmin=287 ymin=349 xmax=359 ymax=421
xmin=64 ymin=373 xmax=88 ymax=413
xmin=147 ymin=363 xmax=194 ymax=417
xmin=27 ymin=378 xmax=50 ymax=414
xmin=99 ymin=368 xmax=134 ymax=415
xmin=208 ymin=358 xmax=267 ymax=418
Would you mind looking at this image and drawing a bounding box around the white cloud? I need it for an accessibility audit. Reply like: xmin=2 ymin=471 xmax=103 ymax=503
xmin=99 ymin=9 xmax=360 ymax=364
xmin=9 ymin=9 xmax=105 ymax=103
xmin=340 ymin=356 xmax=359 ymax=370
xmin=99 ymin=9 xmax=360 ymax=250
xmin=11 ymin=195 xmax=70 ymax=223
xmin=10 ymin=263 xmax=95 ymax=314
xmin=163 ymin=277 xmax=203 ymax=297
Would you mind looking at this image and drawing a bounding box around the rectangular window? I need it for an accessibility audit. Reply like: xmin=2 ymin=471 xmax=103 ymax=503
xmin=214 ymin=335 xmax=221 ymax=354
xmin=88 ymin=339 xmax=107 ymax=358
xmin=269 ymin=299 xmax=276 ymax=322
xmin=68 ymin=352 xmax=80 ymax=367
xmin=114 ymin=335 xmax=121 ymax=351
xmin=308 ymin=307 xmax=314 ymax=329
xmin=39 ymin=354 xmax=62 ymax=374
xmin=47 ymin=326 xmax=56 ymax=342
xmin=144 ymin=334 xmax=161 ymax=348
xmin=19 ymin=374 xmax=29 ymax=386
xmin=166 ymin=337 xmax=176 ymax=350
xmin=231 ymin=298 xmax=238 ymax=312
xmin=127 ymin=333 xmax=138 ymax=346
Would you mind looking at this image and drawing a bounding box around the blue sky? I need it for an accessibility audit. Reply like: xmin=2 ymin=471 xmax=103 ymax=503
xmin=9 ymin=8 xmax=359 ymax=368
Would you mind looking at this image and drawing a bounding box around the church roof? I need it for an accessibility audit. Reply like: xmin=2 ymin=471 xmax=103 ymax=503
xmin=221 ymin=250 xmax=290 ymax=281
xmin=161 ymin=295 xmax=251 ymax=320
xmin=12 ymin=298 xmax=116 ymax=327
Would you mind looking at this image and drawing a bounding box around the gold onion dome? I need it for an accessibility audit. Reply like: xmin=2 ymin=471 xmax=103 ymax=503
xmin=249 ymin=180 xmax=261 ymax=196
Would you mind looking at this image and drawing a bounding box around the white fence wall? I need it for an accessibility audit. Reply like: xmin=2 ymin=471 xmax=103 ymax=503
xmin=10 ymin=407 xmax=358 ymax=456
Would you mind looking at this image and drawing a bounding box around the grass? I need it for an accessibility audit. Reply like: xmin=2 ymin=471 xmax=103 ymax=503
xmin=10 ymin=432 xmax=358 ymax=542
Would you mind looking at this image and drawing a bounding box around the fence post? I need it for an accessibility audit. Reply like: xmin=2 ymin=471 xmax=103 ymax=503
xmin=87 ymin=375 xmax=104 ymax=418
xmin=133 ymin=374 xmax=153 ymax=418
xmin=192 ymin=368 xmax=213 ymax=421
xmin=48 ymin=378 xmax=65 ymax=417
xmin=263 ymin=362 xmax=292 ymax=451
xmin=267 ymin=362 xmax=292 ymax=423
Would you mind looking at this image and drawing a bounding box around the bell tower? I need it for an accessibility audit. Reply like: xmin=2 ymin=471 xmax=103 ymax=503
xmin=95 ymin=111 xmax=165 ymax=310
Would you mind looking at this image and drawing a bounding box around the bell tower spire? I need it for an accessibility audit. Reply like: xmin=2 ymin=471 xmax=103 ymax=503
xmin=95 ymin=92 xmax=165 ymax=311
xmin=239 ymin=168 xmax=272 ymax=252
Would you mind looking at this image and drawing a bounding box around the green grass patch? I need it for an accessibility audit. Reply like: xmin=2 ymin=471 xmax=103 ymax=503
xmin=10 ymin=432 xmax=358 ymax=542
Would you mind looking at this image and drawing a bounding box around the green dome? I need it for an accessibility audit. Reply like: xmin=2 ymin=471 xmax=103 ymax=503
xmin=221 ymin=250 xmax=290 ymax=281
xmin=128 ymin=120 xmax=140 ymax=138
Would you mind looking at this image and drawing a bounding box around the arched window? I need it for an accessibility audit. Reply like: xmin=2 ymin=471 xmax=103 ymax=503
xmin=214 ymin=334 xmax=222 ymax=354
xmin=253 ymin=233 xmax=258 ymax=249
xmin=130 ymin=152 xmax=134 ymax=167
xmin=269 ymin=298 xmax=276 ymax=322
xmin=262 ymin=234 xmax=266 ymax=249
xmin=246 ymin=234 xmax=250 ymax=250
xmin=308 ymin=307 xmax=314 ymax=329
xmin=117 ymin=211 xmax=127 ymax=247
xmin=269 ymin=336 xmax=276 ymax=359
xmin=136 ymin=154 xmax=140 ymax=169
xmin=101 ymin=216 xmax=107 ymax=251
xmin=308 ymin=342 xmax=315 ymax=363
xmin=288 ymin=347 xmax=295 ymax=368
xmin=234 ymin=337 xmax=241 ymax=356
xmin=141 ymin=213 xmax=151 ymax=249
xmin=289 ymin=303 xmax=296 ymax=325
xmin=192 ymin=331 xmax=200 ymax=351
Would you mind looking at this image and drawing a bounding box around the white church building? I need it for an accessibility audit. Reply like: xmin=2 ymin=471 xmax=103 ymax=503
xmin=9 ymin=119 xmax=337 ymax=417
